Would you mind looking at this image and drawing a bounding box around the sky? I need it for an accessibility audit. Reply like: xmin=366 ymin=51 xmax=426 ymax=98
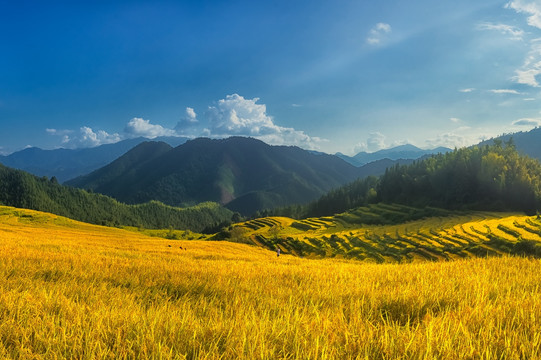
xmin=2 ymin=0 xmax=541 ymax=156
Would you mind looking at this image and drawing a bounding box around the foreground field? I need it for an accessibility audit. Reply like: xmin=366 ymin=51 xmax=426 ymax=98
xmin=1 ymin=206 xmax=541 ymax=359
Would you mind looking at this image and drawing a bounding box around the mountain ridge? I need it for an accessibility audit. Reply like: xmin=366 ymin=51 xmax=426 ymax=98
xmin=0 ymin=136 xmax=189 ymax=183
xmin=67 ymin=137 xmax=368 ymax=215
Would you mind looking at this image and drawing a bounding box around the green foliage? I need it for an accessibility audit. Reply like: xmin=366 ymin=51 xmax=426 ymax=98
xmin=269 ymin=140 xmax=541 ymax=219
xmin=377 ymin=140 xmax=541 ymax=214
xmin=0 ymin=164 xmax=234 ymax=232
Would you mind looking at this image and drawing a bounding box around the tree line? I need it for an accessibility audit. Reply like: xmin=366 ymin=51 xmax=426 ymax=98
xmin=264 ymin=140 xmax=541 ymax=219
xmin=0 ymin=164 xmax=235 ymax=232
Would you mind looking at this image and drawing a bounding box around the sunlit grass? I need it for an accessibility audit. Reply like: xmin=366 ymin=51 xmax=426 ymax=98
xmin=1 ymin=206 xmax=541 ymax=358
xmin=236 ymin=206 xmax=541 ymax=262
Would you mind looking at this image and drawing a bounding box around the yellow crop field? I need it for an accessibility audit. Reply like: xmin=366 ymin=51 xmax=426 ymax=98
xmin=1 ymin=205 xmax=541 ymax=359
xmin=237 ymin=205 xmax=541 ymax=262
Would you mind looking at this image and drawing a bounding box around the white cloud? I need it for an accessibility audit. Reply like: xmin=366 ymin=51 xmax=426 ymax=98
xmin=205 ymin=94 xmax=324 ymax=150
xmin=354 ymin=132 xmax=387 ymax=153
xmin=517 ymin=43 xmax=541 ymax=86
xmin=459 ymin=88 xmax=475 ymax=93
xmin=423 ymin=125 xmax=500 ymax=150
xmin=124 ymin=117 xmax=177 ymax=138
xmin=477 ymin=22 xmax=525 ymax=40
xmin=366 ymin=22 xmax=392 ymax=45
xmin=48 ymin=127 xmax=121 ymax=148
xmin=506 ymin=0 xmax=541 ymax=29
xmin=185 ymin=107 xmax=197 ymax=122
xmin=46 ymin=128 xmax=73 ymax=138
xmin=489 ymin=89 xmax=522 ymax=94
xmin=174 ymin=107 xmax=199 ymax=135
xmin=512 ymin=117 xmax=541 ymax=126
xmin=424 ymin=132 xmax=479 ymax=149
xmin=450 ymin=117 xmax=461 ymax=123
xmin=505 ymin=3 xmax=541 ymax=87
xmin=78 ymin=127 xmax=121 ymax=147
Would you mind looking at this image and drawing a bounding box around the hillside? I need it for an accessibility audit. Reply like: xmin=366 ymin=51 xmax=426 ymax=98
xmin=0 ymin=136 xmax=188 ymax=183
xmin=272 ymin=141 xmax=541 ymax=219
xmin=0 ymin=163 xmax=234 ymax=232
xmin=480 ymin=127 xmax=541 ymax=160
xmin=67 ymin=137 xmax=365 ymax=215
xmin=1 ymin=205 xmax=541 ymax=358
xmin=224 ymin=203 xmax=541 ymax=262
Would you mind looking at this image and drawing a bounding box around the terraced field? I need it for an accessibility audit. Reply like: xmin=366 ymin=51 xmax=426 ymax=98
xmin=235 ymin=204 xmax=541 ymax=262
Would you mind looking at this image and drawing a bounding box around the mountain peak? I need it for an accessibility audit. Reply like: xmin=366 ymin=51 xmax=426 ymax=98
xmin=67 ymin=138 xmax=364 ymax=215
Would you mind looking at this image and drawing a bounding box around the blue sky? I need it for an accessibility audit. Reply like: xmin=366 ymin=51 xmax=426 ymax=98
xmin=2 ymin=0 xmax=541 ymax=155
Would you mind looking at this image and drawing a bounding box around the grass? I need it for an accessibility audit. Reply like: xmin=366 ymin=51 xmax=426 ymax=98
xmin=1 ymin=205 xmax=541 ymax=358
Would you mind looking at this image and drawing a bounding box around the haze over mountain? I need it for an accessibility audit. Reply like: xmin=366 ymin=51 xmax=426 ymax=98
xmin=337 ymin=144 xmax=452 ymax=167
xmin=67 ymin=137 xmax=370 ymax=215
xmin=0 ymin=136 xmax=188 ymax=183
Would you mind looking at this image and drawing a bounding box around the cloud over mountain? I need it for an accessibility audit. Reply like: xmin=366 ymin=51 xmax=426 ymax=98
xmin=205 ymin=94 xmax=324 ymax=149
xmin=47 ymin=127 xmax=121 ymax=148
xmin=512 ymin=118 xmax=541 ymax=126
xmin=354 ymin=132 xmax=387 ymax=153
xmin=124 ymin=118 xmax=177 ymax=138
xmin=44 ymin=95 xmax=324 ymax=150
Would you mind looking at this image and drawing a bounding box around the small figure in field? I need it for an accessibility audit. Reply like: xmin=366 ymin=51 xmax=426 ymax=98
xmin=276 ymin=248 xmax=280 ymax=257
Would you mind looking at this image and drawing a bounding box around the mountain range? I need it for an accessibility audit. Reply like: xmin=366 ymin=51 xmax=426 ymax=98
xmin=67 ymin=137 xmax=372 ymax=215
xmin=2 ymin=127 xmax=541 ymax=216
xmin=0 ymin=137 xmax=453 ymax=185
xmin=0 ymin=136 xmax=188 ymax=183
xmin=336 ymin=144 xmax=452 ymax=166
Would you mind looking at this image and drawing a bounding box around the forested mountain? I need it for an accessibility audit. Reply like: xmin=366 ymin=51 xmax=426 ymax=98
xmin=270 ymin=141 xmax=541 ymax=218
xmin=67 ymin=137 xmax=366 ymax=215
xmin=0 ymin=136 xmax=188 ymax=183
xmin=377 ymin=140 xmax=541 ymax=213
xmin=480 ymin=127 xmax=541 ymax=160
xmin=0 ymin=163 xmax=234 ymax=232
xmin=337 ymin=144 xmax=451 ymax=166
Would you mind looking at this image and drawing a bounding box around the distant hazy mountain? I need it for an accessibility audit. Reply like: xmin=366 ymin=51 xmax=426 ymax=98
xmin=0 ymin=136 xmax=189 ymax=183
xmin=67 ymin=137 xmax=371 ymax=215
xmin=337 ymin=144 xmax=452 ymax=167
xmin=479 ymin=127 xmax=541 ymax=160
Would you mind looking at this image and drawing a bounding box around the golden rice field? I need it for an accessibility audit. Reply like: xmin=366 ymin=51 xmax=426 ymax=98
xmin=237 ymin=204 xmax=541 ymax=262
xmin=1 ymin=205 xmax=541 ymax=359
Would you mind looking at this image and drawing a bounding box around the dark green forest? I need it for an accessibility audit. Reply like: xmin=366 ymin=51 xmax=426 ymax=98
xmin=0 ymin=164 xmax=235 ymax=232
xmin=266 ymin=141 xmax=541 ymax=219
xmin=66 ymin=137 xmax=363 ymax=215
